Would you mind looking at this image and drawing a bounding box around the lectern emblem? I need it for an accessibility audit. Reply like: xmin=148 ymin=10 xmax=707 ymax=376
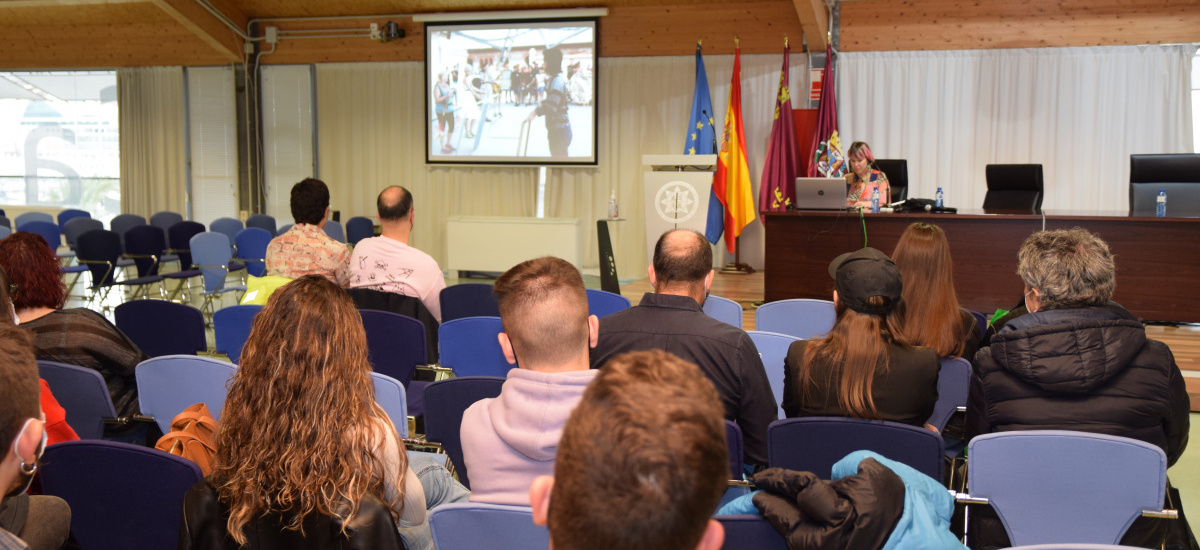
xmin=654 ymin=180 xmax=701 ymax=223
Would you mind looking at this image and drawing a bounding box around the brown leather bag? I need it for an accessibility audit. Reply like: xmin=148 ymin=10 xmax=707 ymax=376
xmin=155 ymin=403 xmax=218 ymax=475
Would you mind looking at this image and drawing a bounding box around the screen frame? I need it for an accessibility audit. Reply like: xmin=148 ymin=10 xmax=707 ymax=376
xmin=423 ymin=17 xmax=599 ymax=166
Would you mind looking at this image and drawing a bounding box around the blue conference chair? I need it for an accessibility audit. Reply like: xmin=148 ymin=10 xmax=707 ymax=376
xmin=276 ymin=224 xmax=292 ymax=236
xmin=422 ymin=376 xmax=507 ymax=490
xmin=62 ymin=217 xmax=103 ymax=252
xmin=747 ymin=331 xmax=799 ymax=419
xmin=438 ymin=316 xmax=511 ymax=377
xmin=114 ymin=300 xmax=206 ymax=358
xmin=208 ymin=217 xmax=243 ymax=245
xmin=76 ymin=228 xmax=165 ymax=303
xmin=767 ymin=417 xmax=944 ymax=481
xmin=0 ymin=226 xmax=9 ymax=239
xmin=927 ymin=356 xmax=971 ymax=433
xmin=213 ymin=304 xmax=262 ymax=364
xmin=360 ymin=309 xmax=427 ymax=386
xmin=56 ymin=208 xmax=90 ymax=229
xmin=191 ymin=232 xmax=247 ymax=318
xmin=245 ymin=213 xmax=277 ymax=235
xmin=37 ymin=360 xmax=118 ymax=440
xmin=961 ymin=431 xmax=1173 ymax=547
xmin=429 ymin=502 xmax=549 ymax=550
xmin=14 ymin=211 xmax=54 ymax=228
xmin=716 ymin=515 xmax=789 ymax=550
xmin=109 ymin=213 xmax=147 ymax=244
xmin=439 ymin=283 xmax=500 ymax=322
xmin=371 ymin=372 xmax=409 ymax=438
xmin=40 ymin=440 xmax=203 ymax=550
xmin=323 ymin=219 xmax=345 ymax=243
xmin=150 ymin=211 xmax=184 ymax=236
xmin=703 ymin=294 xmax=743 ymax=329
xmin=725 ymin=420 xmax=744 ymax=479
xmin=585 ymin=288 xmax=631 ymax=318
xmin=16 ymin=220 xmax=65 ymax=253
xmin=234 ymin=227 xmax=272 ymax=277
xmin=346 ymin=216 xmax=375 ymax=246
xmin=136 ymin=355 xmax=238 ymax=433
xmin=124 ymin=224 xmax=200 ymax=299
xmin=755 ymin=298 xmax=837 ymax=340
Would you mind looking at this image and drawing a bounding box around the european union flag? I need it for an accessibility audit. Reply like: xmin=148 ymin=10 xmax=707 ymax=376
xmin=684 ymin=45 xmax=722 ymax=245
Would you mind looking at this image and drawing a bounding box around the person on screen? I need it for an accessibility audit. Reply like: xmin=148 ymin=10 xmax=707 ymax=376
xmin=845 ymin=141 xmax=890 ymax=208
xmin=453 ymin=67 xmax=480 ymax=140
xmin=433 ymin=71 xmax=456 ymax=154
xmin=525 ymin=47 xmax=572 ymax=157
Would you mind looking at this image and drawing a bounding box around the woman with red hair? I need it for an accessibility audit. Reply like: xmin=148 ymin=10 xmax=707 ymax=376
xmin=0 ymin=232 xmax=147 ymax=417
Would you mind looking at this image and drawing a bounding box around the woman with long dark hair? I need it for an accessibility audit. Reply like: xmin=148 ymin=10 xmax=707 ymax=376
xmin=891 ymin=223 xmax=981 ymax=360
xmin=782 ymin=248 xmax=939 ymax=428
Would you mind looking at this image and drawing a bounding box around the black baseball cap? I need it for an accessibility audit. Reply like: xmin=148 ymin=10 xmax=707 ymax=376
xmin=827 ymin=247 xmax=902 ymax=314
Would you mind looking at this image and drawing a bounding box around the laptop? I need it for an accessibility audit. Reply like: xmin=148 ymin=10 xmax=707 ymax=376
xmin=794 ymin=177 xmax=849 ymax=210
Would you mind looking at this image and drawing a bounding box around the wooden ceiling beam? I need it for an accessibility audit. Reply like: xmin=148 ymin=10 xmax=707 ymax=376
xmin=792 ymin=0 xmax=828 ymax=51
xmin=0 ymin=0 xmax=143 ymax=7
xmin=150 ymin=0 xmax=245 ymax=63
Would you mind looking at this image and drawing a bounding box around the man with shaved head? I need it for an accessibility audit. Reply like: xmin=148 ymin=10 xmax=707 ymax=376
xmin=460 ymin=256 xmax=599 ymax=505
xmin=348 ymin=186 xmax=447 ymax=321
xmin=591 ymin=229 xmax=776 ymax=470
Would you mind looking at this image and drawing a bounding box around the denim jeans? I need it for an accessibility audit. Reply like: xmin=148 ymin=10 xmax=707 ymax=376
xmin=397 ymin=451 xmax=471 ymax=550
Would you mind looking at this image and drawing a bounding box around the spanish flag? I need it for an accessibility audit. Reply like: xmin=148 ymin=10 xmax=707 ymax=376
xmin=705 ymin=43 xmax=757 ymax=254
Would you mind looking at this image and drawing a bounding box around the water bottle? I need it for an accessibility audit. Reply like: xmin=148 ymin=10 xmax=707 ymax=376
xmin=871 ymin=187 xmax=880 ymax=213
xmin=1156 ymin=189 xmax=1166 ymax=217
xmin=936 ymin=187 xmax=944 ymax=209
xmin=608 ymin=190 xmax=620 ymax=219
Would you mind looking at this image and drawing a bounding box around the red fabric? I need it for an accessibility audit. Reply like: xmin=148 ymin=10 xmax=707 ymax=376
xmin=40 ymin=379 xmax=80 ymax=445
xmin=793 ymin=109 xmax=819 ymax=177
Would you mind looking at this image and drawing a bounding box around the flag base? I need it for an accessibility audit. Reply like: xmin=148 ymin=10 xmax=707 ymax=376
xmin=719 ymin=262 xmax=756 ymax=275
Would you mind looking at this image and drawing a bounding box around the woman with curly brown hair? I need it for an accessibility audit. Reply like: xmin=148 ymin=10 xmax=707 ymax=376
xmin=0 ymin=231 xmax=147 ymax=417
xmin=183 ymin=275 xmax=427 ymax=549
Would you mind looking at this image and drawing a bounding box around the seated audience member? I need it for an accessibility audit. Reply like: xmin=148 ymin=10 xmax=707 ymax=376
xmin=348 ymin=186 xmax=446 ymax=322
xmin=530 ymin=349 xmax=727 ymax=550
xmin=266 ymin=178 xmax=351 ymax=287
xmin=965 ymin=228 xmax=1190 ymax=550
xmin=0 ymin=266 xmax=78 ymax=445
xmin=181 ymin=275 xmax=462 ymax=550
xmin=590 ymin=229 xmax=776 ymax=469
xmin=460 ymin=257 xmax=599 ymax=505
xmin=0 ymin=324 xmax=72 ymax=550
xmin=0 ymin=232 xmax=148 ymax=417
xmin=783 ymin=247 xmax=939 ymax=428
xmin=891 ymin=222 xmax=981 ymax=359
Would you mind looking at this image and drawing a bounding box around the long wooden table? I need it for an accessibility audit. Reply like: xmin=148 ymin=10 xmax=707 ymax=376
xmin=763 ymin=209 xmax=1200 ymax=323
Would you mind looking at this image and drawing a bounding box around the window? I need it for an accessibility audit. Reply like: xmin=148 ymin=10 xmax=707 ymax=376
xmin=0 ymin=71 xmax=119 ymax=222
xmin=1193 ymin=51 xmax=1199 ymax=152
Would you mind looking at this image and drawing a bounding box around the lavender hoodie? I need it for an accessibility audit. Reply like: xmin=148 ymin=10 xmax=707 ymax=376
xmin=460 ymin=367 xmax=598 ymax=505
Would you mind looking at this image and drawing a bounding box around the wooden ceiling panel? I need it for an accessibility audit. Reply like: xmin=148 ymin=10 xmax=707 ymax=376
xmin=841 ymin=0 xmax=1200 ymax=51
xmin=232 ymin=0 xmax=751 ymax=20
xmin=0 ymin=3 xmax=234 ymax=67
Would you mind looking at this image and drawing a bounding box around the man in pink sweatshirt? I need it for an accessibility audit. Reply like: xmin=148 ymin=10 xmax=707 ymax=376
xmin=460 ymin=256 xmax=599 ymax=505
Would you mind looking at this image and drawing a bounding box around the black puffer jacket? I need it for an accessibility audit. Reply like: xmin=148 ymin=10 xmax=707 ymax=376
xmin=964 ymin=302 xmax=1190 ymax=550
xmin=751 ymin=459 xmax=905 ymax=550
xmin=965 ymin=302 xmax=1189 ymax=464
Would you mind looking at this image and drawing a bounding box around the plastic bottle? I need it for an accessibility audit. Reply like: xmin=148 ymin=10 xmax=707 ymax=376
xmin=1156 ymin=189 xmax=1166 ymax=217
xmin=871 ymin=187 xmax=880 ymax=213
xmin=936 ymin=187 xmax=944 ymax=209
xmin=608 ymin=190 xmax=620 ymax=219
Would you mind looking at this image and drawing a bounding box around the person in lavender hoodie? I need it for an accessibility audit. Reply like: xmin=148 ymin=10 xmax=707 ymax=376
xmin=460 ymin=256 xmax=599 ymax=505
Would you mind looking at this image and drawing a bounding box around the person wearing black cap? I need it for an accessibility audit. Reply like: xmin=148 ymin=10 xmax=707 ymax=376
xmin=781 ymin=247 xmax=939 ymax=428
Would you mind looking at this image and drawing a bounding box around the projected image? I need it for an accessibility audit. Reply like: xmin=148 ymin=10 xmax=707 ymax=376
xmin=426 ymin=20 xmax=597 ymax=165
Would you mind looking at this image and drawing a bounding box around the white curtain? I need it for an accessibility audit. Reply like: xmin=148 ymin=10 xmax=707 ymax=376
xmin=118 ymin=66 xmax=188 ymax=217
xmin=838 ymin=44 xmax=1197 ymax=212
xmin=314 ymin=53 xmax=808 ymax=275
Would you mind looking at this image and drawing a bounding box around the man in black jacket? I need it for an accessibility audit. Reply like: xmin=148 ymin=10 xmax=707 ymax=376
xmin=590 ymin=229 xmax=777 ymax=470
xmin=966 ymin=227 xmax=1190 ymax=549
